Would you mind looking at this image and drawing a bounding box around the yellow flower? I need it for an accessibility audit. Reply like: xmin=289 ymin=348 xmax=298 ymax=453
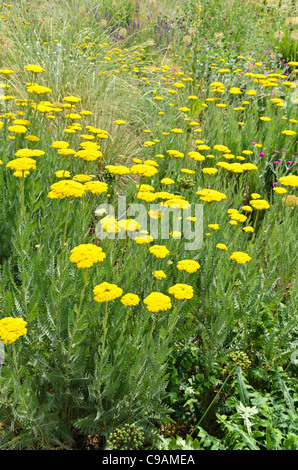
xmin=84 ymin=181 xmax=108 ymax=195
xmin=216 ymin=243 xmax=227 ymax=250
xmin=202 ymin=167 xmax=218 ymax=175
xmin=93 ymin=282 xmax=123 ymax=302
xmin=149 ymin=245 xmax=170 ymax=259
xmin=153 ymin=270 xmax=167 ymax=279
xmin=208 ymin=224 xmax=220 ymax=230
xmin=55 ymin=170 xmax=71 ymax=178
xmin=177 ymin=260 xmax=200 ymax=273
xmin=70 ymin=244 xmax=106 ymax=268
xmin=143 ymin=292 xmax=172 ymax=312
xmin=120 ymin=293 xmax=140 ymax=306
xmin=24 ymin=64 xmax=45 ymax=73
xmin=251 ymin=193 xmax=261 ymax=199
xmin=137 ymin=191 xmax=157 ymax=203
xmin=130 ymin=164 xmax=158 ymax=177
xmin=161 ymin=178 xmax=175 ymax=185
xmin=0 ymin=317 xmax=27 ymax=344
xmin=273 ymin=187 xmax=287 ymax=194
xmin=47 ymin=180 xmax=85 ymax=199
xmin=15 ymin=149 xmax=45 ymax=158
xmin=241 ymin=205 xmax=253 ymax=212
xmin=243 ymin=226 xmax=254 ymax=232
xmin=114 ymin=120 xmax=126 ymax=125
xmin=6 ymin=158 xmax=36 ymax=172
xmin=75 ymin=149 xmax=103 ymax=161
xmin=52 ymin=141 xmax=69 ymax=149
xmin=105 ymin=165 xmax=130 ymax=175
xmin=196 ymin=188 xmax=227 ymax=202
xmin=134 ymin=235 xmax=154 ymax=244
xmin=73 ymin=174 xmax=93 ymax=183
xmin=281 ymin=130 xmax=296 ymax=136
xmin=8 ymin=125 xmax=27 ymax=134
xmin=278 ymin=175 xmax=298 ymax=187
xmin=230 ymin=213 xmax=247 ymax=223
xmin=27 ymin=84 xmax=52 ymax=95
xmin=230 ymin=252 xmax=252 ymax=264
xmin=249 ymin=199 xmax=270 ymax=210
xmin=168 ymin=284 xmax=194 ymax=300
xmin=63 ymin=96 xmax=81 ymax=104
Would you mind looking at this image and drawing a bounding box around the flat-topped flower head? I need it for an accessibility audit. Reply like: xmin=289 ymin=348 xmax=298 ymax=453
xmin=168 ymin=284 xmax=194 ymax=300
xmin=47 ymin=180 xmax=85 ymax=199
xmin=0 ymin=317 xmax=27 ymax=344
xmin=6 ymin=157 xmax=36 ymax=172
xmin=216 ymin=243 xmax=228 ymax=251
xmin=130 ymin=164 xmax=158 ymax=177
xmin=249 ymin=199 xmax=270 ymax=210
xmin=75 ymin=149 xmax=103 ymax=161
xmin=93 ymin=282 xmax=123 ymax=303
xmin=230 ymin=252 xmax=252 ymax=264
xmin=177 ymin=260 xmax=200 ymax=273
xmin=70 ymin=244 xmax=106 ymax=268
xmin=196 ymin=188 xmax=227 ymax=202
xmin=279 ymin=175 xmax=298 ymax=187
xmin=143 ymin=292 xmax=172 ymax=312
xmin=84 ymin=181 xmax=108 ymax=195
xmin=149 ymin=245 xmax=170 ymax=259
xmin=120 ymin=293 xmax=140 ymax=306
xmin=24 ymin=64 xmax=45 ymax=73
xmin=63 ymin=96 xmax=81 ymax=104
xmin=105 ymin=165 xmax=130 ymax=175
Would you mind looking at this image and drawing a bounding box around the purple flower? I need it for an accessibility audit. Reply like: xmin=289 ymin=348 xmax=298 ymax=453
xmin=287 ymin=161 xmax=293 ymax=164
xmin=273 ymin=161 xmax=279 ymax=164
xmin=282 ymin=149 xmax=287 ymax=152
xmin=274 ymin=150 xmax=279 ymax=153
xmin=259 ymin=152 xmax=265 ymax=156
xmin=273 ymin=182 xmax=278 ymax=186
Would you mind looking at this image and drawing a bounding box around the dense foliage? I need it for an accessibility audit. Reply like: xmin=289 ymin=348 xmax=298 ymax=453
xmin=0 ymin=0 xmax=297 ymax=450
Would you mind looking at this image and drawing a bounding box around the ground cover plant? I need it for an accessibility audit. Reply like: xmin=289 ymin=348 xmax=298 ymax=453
xmin=0 ymin=0 xmax=297 ymax=450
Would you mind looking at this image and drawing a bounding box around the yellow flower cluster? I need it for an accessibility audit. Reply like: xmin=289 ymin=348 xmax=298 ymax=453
xmin=278 ymin=175 xmax=298 ymax=187
xmin=93 ymin=282 xmax=123 ymax=303
xmin=196 ymin=188 xmax=227 ymax=202
xmin=168 ymin=284 xmax=194 ymax=300
xmin=149 ymin=245 xmax=170 ymax=258
xmin=143 ymin=292 xmax=172 ymax=312
xmin=47 ymin=180 xmax=86 ymax=199
xmin=249 ymin=199 xmax=270 ymax=210
xmin=70 ymin=244 xmax=106 ymax=268
xmin=120 ymin=293 xmax=140 ymax=306
xmin=230 ymin=252 xmax=252 ymax=264
xmin=0 ymin=317 xmax=27 ymax=344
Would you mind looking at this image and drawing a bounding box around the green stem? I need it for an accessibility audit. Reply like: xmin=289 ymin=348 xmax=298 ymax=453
xmin=57 ymin=197 xmax=71 ymax=335
xmin=190 ymin=367 xmax=236 ymax=437
xmin=97 ymin=301 xmax=109 ymax=412
xmin=20 ymin=174 xmax=27 ymax=315
xmin=66 ymin=268 xmax=89 ymax=365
